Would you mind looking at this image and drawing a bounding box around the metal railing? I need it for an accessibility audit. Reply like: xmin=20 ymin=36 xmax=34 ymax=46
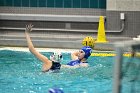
xmin=0 ymin=13 xmax=125 ymax=33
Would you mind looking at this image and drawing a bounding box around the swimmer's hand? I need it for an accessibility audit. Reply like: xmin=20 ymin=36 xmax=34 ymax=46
xmin=25 ymin=24 xmax=34 ymax=33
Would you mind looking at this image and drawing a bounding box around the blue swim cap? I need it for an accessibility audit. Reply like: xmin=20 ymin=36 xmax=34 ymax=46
xmin=81 ymin=46 xmax=92 ymax=59
xmin=48 ymin=88 xmax=64 ymax=93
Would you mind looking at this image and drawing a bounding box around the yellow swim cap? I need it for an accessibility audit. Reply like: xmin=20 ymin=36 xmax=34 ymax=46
xmin=82 ymin=36 xmax=95 ymax=49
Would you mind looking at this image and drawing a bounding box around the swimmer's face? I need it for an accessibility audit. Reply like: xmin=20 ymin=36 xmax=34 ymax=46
xmin=78 ymin=50 xmax=85 ymax=59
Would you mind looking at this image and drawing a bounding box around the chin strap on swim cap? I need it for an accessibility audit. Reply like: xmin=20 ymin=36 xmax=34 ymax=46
xmin=50 ymin=52 xmax=62 ymax=63
xmin=81 ymin=46 xmax=92 ymax=59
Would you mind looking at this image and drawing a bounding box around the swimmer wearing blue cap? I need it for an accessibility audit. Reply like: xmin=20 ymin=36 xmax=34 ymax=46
xmin=25 ymin=24 xmax=92 ymax=72
xmin=62 ymin=46 xmax=92 ymax=68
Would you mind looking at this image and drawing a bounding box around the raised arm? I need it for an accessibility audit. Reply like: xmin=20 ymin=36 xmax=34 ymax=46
xmin=71 ymin=51 xmax=79 ymax=60
xmin=25 ymin=24 xmax=52 ymax=71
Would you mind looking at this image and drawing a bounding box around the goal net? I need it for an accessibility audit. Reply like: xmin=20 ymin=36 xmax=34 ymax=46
xmin=113 ymin=40 xmax=140 ymax=93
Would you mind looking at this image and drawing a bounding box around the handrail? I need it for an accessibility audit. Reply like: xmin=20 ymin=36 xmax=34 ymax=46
xmin=0 ymin=20 xmax=125 ymax=33
xmin=106 ymin=20 xmax=125 ymax=33
xmin=0 ymin=13 xmax=125 ymax=33
xmin=0 ymin=27 xmax=96 ymax=32
xmin=0 ymin=13 xmax=101 ymax=22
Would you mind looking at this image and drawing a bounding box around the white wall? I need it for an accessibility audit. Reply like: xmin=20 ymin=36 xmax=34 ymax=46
xmin=107 ymin=0 xmax=140 ymax=11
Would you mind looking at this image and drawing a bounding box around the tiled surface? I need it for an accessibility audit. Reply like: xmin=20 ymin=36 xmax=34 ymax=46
xmin=0 ymin=0 xmax=106 ymax=9
xmin=107 ymin=0 xmax=140 ymax=11
xmin=116 ymin=1 xmax=133 ymax=11
xmin=107 ymin=0 xmax=116 ymax=10
xmin=0 ymin=7 xmax=106 ymax=15
xmin=106 ymin=11 xmax=140 ymax=37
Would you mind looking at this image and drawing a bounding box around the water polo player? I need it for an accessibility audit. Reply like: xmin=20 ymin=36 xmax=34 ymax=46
xmin=25 ymin=24 xmax=94 ymax=72
xmin=25 ymin=24 xmax=63 ymax=72
xmin=62 ymin=46 xmax=92 ymax=68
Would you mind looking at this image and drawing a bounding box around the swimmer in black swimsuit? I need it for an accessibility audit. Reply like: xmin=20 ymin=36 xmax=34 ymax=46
xmin=25 ymin=24 xmax=62 ymax=72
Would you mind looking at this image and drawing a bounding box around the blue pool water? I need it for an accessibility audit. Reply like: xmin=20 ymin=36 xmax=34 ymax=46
xmin=0 ymin=50 xmax=140 ymax=93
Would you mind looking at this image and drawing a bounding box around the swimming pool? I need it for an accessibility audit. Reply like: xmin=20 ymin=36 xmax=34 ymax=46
xmin=0 ymin=49 xmax=140 ymax=93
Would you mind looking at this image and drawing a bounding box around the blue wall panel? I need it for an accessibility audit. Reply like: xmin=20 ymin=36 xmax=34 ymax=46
xmin=64 ymin=0 xmax=71 ymax=8
xmin=39 ymin=0 xmax=46 ymax=7
xmin=0 ymin=0 xmax=106 ymax=9
xmin=6 ymin=0 xmax=13 ymax=6
xmin=90 ymin=0 xmax=98 ymax=8
xmin=22 ymin=0 xmax=29 ymax=7
xmin=73 ymin=0 xmax=80 ymax=8
xmin=99 ymin=0 xmax=106 ymax=9
xmin=0 ymin=0 xmax=5 ymax=6
xmin=55 ymin=0 xmax=63 ymax=8
xmin=47 ymin=0 xmax=54 ymax=7
xmin=81 ymin=0 xmax=89 ymax=8
xmin=14 ymin=0 xmax=21 ymax=7
xmin=30 ymin=0 xmax=38 ymax=7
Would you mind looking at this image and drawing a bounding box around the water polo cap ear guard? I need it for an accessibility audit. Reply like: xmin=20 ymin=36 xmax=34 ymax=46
xmin=50 ymin=52 xmax=62 ymax=63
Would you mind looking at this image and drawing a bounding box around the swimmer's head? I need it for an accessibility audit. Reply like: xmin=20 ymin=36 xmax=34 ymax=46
xmin=50 ymin=52 xmax=62 ymax=63
xmin=80 ymin=46 xmax=92 ymax=59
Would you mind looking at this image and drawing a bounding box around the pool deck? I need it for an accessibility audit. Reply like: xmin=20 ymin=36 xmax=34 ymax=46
xmin=0 ymin=32 xmax=133 ymax=51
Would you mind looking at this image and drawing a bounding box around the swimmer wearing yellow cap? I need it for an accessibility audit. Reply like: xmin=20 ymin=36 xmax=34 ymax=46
xmin=25 ymin=24 xmax=93 ymax=72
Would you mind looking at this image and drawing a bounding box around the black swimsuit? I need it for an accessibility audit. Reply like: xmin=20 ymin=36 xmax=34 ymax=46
xmin=50 ymin=61 xmax=61 ymax=71
xmin=43 ymin=61 xmax=61 ymax=73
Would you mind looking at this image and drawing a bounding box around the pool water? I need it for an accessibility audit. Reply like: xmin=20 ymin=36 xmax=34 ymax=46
xmin=0 ymin=50 xmax=140 ymax=93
